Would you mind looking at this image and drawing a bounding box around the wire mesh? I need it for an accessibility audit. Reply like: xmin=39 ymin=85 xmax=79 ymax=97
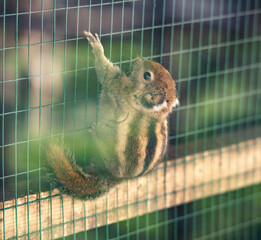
xmin=0 ymin=0 xmax=261 ymax=239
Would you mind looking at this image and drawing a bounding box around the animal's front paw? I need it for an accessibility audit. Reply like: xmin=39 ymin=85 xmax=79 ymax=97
xmin=84 ymin=31 xmax=104 ymax=55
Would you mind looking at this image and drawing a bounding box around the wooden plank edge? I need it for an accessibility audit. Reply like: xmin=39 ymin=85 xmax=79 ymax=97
xmin=0 ymin=138 xmax=261 ymax=239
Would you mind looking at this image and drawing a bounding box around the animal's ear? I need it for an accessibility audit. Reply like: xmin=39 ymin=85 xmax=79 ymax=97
xmin=130 ymin=57 xmax=144 ymax=73
xmin=133 ymin=56 xmax=144 ymax=63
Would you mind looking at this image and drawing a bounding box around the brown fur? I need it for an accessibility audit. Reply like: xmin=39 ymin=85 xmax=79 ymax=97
xmin=45 ymin=32 xmax=178 ymax=199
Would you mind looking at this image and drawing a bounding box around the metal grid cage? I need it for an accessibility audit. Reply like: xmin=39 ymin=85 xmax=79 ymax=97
xmin=0 ymin=0 xmax=261 ymax=239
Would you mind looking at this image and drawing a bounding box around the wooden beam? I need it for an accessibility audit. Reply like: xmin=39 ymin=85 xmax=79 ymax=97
xmin=1 ymin=138 xmax=261 ymax=239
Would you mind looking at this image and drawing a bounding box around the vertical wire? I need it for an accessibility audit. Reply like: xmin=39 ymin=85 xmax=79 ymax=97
xmin=97 ymin=1 xmax=104 ymax=240
xmin=254 ymin=7 xmax=261 ymax=136
xmin=130 ymin=0 xmax=139 ymax=234
xmin=95 ymin=1 xmax=101 ymax=124
xmin=72 ymin=0 xmax=79 ymax=156
xmin=103 ymin=0 xmax=109 ymax=234
xmin=247 ymin=9 xmax=259 ymax=240
xmin=228 ymin=1 xmax=242 ymax=239
xmin=128 ymin=0 xmax=140 ymax=238
xmin=72 ymin=1 xmax=80 ymax=239
xmin=236 ymin=2 xmax=251 ymax=239
xmin=38 ymin=0 xmax=45 ymax=238
xmin=27 ymin=0 xmax=32 ymax=238
xmin=168 ymin=0 xmax=178 ymax=239
xmin=99 ymin=1 xmax=103 ymax=50
xmin=153 ymin=1 xmax=167 ymax=239
xmin=140 ymin=0 xmax=145 ymax=57
xmin=119 ymin=1 xmax=124 ymax=69
xmin=61 ymin=0 xmax=69 ymax=239
xmin=84 ymin=0 xmax=92 ymax=240
xmin=49 ymin=0 xmax=57 ymax=238
xmin=139 ymin=0 xmax=149 ymax=238
xmin=119 ymin=2 xmax=130 ymax=239
xmin=50 ymin=0 xmax=55 ymax=137
xmin=1 ymin=1 xmax=5 ymax=239
xmin=108 ymin=1 xmax=120 ymax=239
xmin=157 ymin=0 xmax=169 ymax=239
xmin=184 ymin=0 xmax=196 ymax=238
xmin=99 ymin=1 xmax=105 ymax=239
xmin=219 ymin=0 xmax=233 ymax=238
xmin=176 ymin=0 xmax=186 ymax=238
xmin=192 ymin=0 xmax=205 ymax=238
xmin=207 ymin=0 xmax=220 ymax=232
xmin=159 ymin=0 xmax=166 ymax=64
xmin=83 ymin=0 xmax=92 ymax=238
xmin=95 ymin=204 xmax=98 ymax=240
xmin=237 ymin=0 xmax=250 ymax=159
xmin=150 ymin=0 xmax=156 ymax=59
xmin=94 ymin=1 xmax=101 ymax=237
xmin=14 ymin=0 xmax=19 ymax=238
xmin=62 ymin=1 xmax=68 ymax=155
xmin=248 ymin=1 xmax=259 ymax=238
xmin=116 ymin=187 xmax=120 ymax=239
xmin=209 ymin=0 xmax=223 ymax=236
xmin=184 ymin=0 xmax=196 ymax=239
xmin=118 ymin=1 xmax=129 ymax=239
xmin=84 ymin=2 xmax=93 ymax=240
xmin=207 ymin=0 xmax=215 ymax=235
xmin=253 ymin=10 xmax=261 ymax=240
xmin=109 ymin=0 xmax=114 ymax=61
xmin=175 ymin=0 xmax=186 ymax=237
xmin=210 ymin=0 xmax=225 ymax=239
xmin=201 ymin=0 xmax=215 ymax=238
xmin=129 ymin=0 xmax=135 ymax=63
xmin=199 ymin=0 xmax=206 ymax=237
xmin=158 ymin=1 xmax=167 ymax=239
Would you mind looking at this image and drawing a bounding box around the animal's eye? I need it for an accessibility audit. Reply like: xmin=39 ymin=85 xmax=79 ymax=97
xmin=143 ymin=72 xmax=151 ymax=81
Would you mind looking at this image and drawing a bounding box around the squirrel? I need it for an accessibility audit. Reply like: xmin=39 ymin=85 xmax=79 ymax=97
xmin=45 ymin=32 xmax=179 ymax=199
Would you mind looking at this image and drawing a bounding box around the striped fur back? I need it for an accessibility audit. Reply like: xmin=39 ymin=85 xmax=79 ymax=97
xmin=100 ymin=111 xmax=168 ymax=178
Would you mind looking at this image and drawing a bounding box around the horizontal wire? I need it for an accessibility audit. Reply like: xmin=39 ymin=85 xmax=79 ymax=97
xmin=169 ymin=114 xmax=261 ymax=141
xmin=1 ymin=113 xmax=260 ymax=151
xmin=0 ymin=8 xmax=261 ymax=52
xmin=1 ymin=78 xmax=260 ymax=116
xmin=1 ymin=135 xmax=259 ymax=180
xmin=1 ymin=36 xmax=261 ymax=84
xmin=0 ymin=0 xmax=140 ymax=18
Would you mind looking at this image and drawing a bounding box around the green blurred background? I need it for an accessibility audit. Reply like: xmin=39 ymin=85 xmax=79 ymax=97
xmin=0 ymin=0 xmax=261 ymax=239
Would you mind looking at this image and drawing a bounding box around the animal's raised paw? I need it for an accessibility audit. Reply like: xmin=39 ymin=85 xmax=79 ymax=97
xmin=83 ymin=31 xmax=103 ymax=54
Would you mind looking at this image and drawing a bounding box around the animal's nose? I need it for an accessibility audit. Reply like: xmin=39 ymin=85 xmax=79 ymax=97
xmin=143 ymin=93 xmax=164 ymax=106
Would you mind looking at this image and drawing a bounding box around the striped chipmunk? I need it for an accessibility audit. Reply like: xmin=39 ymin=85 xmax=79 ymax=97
xmin=45 ymin=32 xmax=179 ymax=199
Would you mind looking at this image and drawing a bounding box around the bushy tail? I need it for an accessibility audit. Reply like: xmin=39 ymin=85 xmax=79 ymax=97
xmin=45 ymin=143 xmax=118 ymax=199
